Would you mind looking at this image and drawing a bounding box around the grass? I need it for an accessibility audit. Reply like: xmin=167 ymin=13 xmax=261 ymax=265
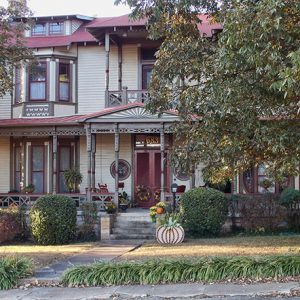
xmin=0 ymin=256 xmax=32 ymax=290
xmin=119 ymin=235 xmax=300 ymax=261
xmin=0 ymin=242 xmax=96 ymax=269
xmin=61 ymin=255 xmax=300 ymax=286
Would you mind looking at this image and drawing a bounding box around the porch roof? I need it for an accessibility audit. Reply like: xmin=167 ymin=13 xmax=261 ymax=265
xmin=0 ymin=115 xmax=84 ymax=127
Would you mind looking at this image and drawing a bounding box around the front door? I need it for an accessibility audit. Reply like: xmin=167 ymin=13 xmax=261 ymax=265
xmin=134 ymin=147 xmax=170 ymax=208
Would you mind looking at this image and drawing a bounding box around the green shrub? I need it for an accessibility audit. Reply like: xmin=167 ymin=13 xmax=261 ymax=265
xmin=279 ymin=188 xmax=300 ymax=206
xmin=30 ymin=195 xmax=77 ymax=245
xmin=61 ymin=255 xmax=300 ymax=286
xmin=180 ymin=187 xmax=228 ymax=237
xmin=77 ymin=202 xmax=98 ymax=241
xmin=0 ymin=257 xmax=32 ymax=290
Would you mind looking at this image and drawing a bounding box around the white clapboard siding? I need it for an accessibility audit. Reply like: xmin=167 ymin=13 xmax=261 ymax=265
xmin=122 ymin=45 xmax=138 ymax=90
xmin=109 ymin=46 xmax=119 ymax=91
xmin=0 ymin=93 xmax=11 ymax=119
xmin=77 ymin=46 xmax=106 ymax=114
xmin=95 ymin=134 xmax=132 ymax=197
xmin=0 ymin=137 xmax=10 ymax=192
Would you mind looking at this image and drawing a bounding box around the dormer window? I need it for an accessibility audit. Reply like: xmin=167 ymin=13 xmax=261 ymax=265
xmin=49 ymin=22 xmax=64 ymax=35
xmin=32 ymin=23 xmax=46 ymax=36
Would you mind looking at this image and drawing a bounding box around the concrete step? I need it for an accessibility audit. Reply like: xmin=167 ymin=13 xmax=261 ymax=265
xmin=112 ymin=227 xmax=156 ymax=235
xmin=114 ymin=221 xmax=156 ymax=228
xmin=110 ymin=233 xmax=155 ymax=240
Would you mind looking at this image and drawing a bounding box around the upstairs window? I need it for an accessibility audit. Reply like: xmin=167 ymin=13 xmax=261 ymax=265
xmin=32 ymin=23 xmax=46 ymax=36
xmin=49 ymin=22 xmax=64 ymax=35
xmin=15 ymin=65 xmax=22 ymax=103
xmin=58 ymin=63 xmax=70 ymax=101
xmin=29 ymin=63 xmax=47 ymax=101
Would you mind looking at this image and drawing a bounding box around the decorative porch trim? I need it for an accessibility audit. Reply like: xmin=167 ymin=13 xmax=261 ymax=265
xmin=0 ymin=126 xmax=85 ymax=137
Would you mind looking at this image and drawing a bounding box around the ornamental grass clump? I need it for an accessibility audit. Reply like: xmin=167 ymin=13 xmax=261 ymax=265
xmin=61 ymin=255 xmax=300 ymax=287
xmin=0 ymin=257 xmax=32 ymax=290
xmin=30 ymin=195 xmax=77 ymax=245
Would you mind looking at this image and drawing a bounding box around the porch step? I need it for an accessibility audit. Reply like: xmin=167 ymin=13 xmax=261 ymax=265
xmin=111 ymin=212 xmax=156 ymax=240
xmin=110 ymin=233 xmax=155 ymax=240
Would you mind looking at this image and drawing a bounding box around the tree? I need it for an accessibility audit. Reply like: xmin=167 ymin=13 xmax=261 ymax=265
xmin=116 ymin=0 xmax=300 ymax=183
xmin=0 ymin=0 xmax=33 ymax=98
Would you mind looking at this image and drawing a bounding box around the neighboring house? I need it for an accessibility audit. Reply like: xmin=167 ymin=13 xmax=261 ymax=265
xmin=0 ymin=13 xmax=296 ymax=209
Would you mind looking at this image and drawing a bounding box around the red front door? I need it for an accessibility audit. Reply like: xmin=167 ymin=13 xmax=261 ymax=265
xmin=134 ymin=149 xmax=169 ymax=208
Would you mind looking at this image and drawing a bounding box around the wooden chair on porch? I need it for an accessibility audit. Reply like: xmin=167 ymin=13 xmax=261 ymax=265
xmin=90 ymin=183 xmax=114 ymax=211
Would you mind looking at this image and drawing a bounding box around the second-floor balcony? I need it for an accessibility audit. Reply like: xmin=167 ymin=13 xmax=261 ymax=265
xmin=106 ymin=88 xmax=150 ymax=108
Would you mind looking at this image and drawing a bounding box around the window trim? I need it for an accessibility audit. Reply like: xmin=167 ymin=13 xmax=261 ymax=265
xmin=58 ymin=62 xmax=71 ymax=102
xmin=28 ymin=62 xmax=47 ymax=102
xmin=14 ymin=65 xmax=22 ymax=104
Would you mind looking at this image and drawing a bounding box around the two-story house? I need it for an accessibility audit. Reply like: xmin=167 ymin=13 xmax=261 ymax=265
xmin=0 ymin=13 xmax=296 ymax=209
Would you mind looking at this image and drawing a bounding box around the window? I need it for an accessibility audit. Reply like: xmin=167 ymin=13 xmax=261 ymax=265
xmin=14 ymin=146 xmax=21 ymax=192
xmin=242 ymin=164 xmax=293 ymax=194
xmin=15 ymin=65 xmax=22 ymax=103
xmin=29 ymin=63 xmax=47 ymax=101
xmin=58 ymin=63 xmax=70 ymax=101
xmin=142 ymin=65 xmax=154 ymax=90
xmin=58 ymin=146 xmax=72 ymax=192
xmin=49 ymin=22 xmax=64 ymax=35
xmin=32 ymin=23 xmax=46 ymax=36
xmin=31 ymin=146 xmax=45 ymax=193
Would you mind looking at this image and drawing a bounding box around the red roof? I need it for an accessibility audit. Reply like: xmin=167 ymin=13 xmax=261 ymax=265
xmin=0 ymin=115 xmax=84 ymax=127
xmin=87 ymin=14 xmax=147 ymax=28
xmin=25 ymin=25 xmax=97 ymax=48
xmin=87 ymin=14 xmax=222 ymax=37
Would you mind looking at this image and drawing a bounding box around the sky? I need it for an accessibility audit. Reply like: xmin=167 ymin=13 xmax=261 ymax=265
xmin=0 ymin=0 xmax=132 ymax=17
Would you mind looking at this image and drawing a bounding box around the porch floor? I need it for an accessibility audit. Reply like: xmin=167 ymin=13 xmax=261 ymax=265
xmin=119 ymin=208 xmax=150 ymax=216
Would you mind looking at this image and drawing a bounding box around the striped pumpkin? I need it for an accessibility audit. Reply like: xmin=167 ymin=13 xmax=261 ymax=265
xmin=156 ymin=226 xmax=184 ymax=244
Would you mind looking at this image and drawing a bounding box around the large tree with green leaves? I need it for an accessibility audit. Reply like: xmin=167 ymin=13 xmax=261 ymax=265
xmin=0 ymin=0 xmax=32 ymax=98
xmin=116 ymin=0 xmax=300 ymax=183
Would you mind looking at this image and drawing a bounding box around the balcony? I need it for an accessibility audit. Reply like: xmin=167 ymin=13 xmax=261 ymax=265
xmin=106 ymin=88 xmax=150 ymax=108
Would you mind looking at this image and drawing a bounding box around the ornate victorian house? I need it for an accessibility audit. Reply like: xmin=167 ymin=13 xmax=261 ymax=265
xmin=0 ymin=12 xmax=295 ymax=209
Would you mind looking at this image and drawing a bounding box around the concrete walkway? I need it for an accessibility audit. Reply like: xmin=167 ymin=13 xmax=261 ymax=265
xmin=1 ymin=282 xmax=300 ymax=299
xmin=31 ymin=240 xmax=142 ymax=281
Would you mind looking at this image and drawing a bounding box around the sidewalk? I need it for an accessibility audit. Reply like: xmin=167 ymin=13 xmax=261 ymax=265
xmin=1 ymin=281 xmax=300 ymax=299
xmin=30 ymin=240 xmax=143 ymax=281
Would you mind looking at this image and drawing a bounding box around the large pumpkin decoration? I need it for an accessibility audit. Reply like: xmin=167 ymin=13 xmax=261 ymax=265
xmin=156 ymin=225 xmax=184 ymax=244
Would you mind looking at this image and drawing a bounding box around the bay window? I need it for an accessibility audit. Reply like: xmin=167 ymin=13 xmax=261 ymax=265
xmin=58 ymin=63 xmax=70 ymax=101
xmin=29 ymin=63 xmax=47 ymax=101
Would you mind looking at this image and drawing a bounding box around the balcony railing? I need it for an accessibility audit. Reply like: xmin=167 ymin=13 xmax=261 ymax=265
xmin=106 ymin=88 xmax=150 ymax=107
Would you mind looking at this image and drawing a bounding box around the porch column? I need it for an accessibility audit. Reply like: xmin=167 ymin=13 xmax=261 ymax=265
xmin=160 ymin=126 xmax=165 ymax=201
xmin=105 ymin=33 xmax=110 ymax=106
xmin=114 ymin=124 xmax=120 ymax=205
xmin=20 ymin=139 xmax=25 ymax=192
xmin=52 ymin=133 xmax=58 ymax=194
xmin=91 ymin=134 xmax=96 ymax=191
xmin=86 ymin=125 xmax=92 ymax=201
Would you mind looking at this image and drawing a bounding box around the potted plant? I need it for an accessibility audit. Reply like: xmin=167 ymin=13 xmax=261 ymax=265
xmin=156 ymin=201 xmax=166 ymax=214
xmin=23 ymin=184 xmax=35 ymax=194
xmin=156 ymin=213 xmax=185 ymax=244
xmin=64 ymin=168 xmax=83 ymax=193
xmin=105 ymin=202 xmax=117 ymax=214
xmin=119 ymin=191 xmax=129 ymax=212
xmin=149 ymin=206 xmax=157 ymax=222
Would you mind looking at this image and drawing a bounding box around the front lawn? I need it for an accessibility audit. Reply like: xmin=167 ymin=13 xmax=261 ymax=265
xmin=118 ymin=235 xmax=300 ymax=261
xmin=0 ymin=242 xmax=96 ymax=269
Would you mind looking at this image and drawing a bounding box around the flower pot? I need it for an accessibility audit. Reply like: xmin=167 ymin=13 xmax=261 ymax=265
xmin=156 ymin=226 xmax=185 ymax=244
xmin=119 ymin=204 xmax=128 ymax=212
xmin=156 ymin=207 xmax=164 ymax=214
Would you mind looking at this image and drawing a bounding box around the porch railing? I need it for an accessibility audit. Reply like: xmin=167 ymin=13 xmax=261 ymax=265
xmin=0 ymin=193 xmax=113 ymax=211
xmin=106 ymin=89 xmax=150 ymax=107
